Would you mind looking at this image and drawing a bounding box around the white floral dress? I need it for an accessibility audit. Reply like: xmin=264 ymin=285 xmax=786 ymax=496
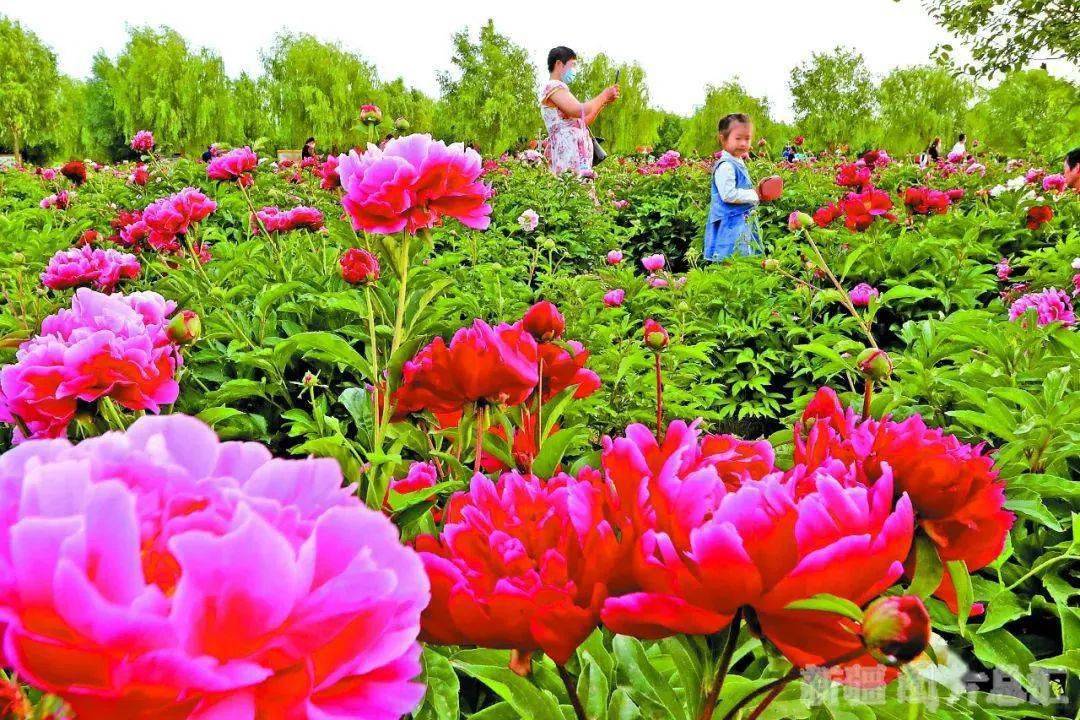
xmin=540 ymin=80 xmax=592 ymax=176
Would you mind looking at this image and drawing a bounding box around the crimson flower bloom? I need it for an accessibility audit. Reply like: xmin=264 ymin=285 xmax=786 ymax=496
xmin=813 ymin=202 xmax=843 ymax=228
xmin=60 ymin=160 xmax=87 ymax=186
xmin=1025 ymin=205 xmax=1053 ymax=230
xmin=835 ymin=162 xmax=871 ymax=189
xmin=416 ymin=470 xmax=630 ymax=666
xmin=521 ymin=301 xmax=565 ymax=342
xmin=795 ymin=387 xmax=1014 ymax=612
xmin=339 ymin=248 xmax=380 ymax=285
xmin=840 ymin=188 xmax=895 ymax=231
xmin=537 ymin=340 xmax=601 ymax=401
xmin=903 ymin=187 xmax=951 ymax=215
xmin=393 ymin=320 xmax=538 ymax=418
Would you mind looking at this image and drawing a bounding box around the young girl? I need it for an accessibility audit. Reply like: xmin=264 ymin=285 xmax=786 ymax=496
xmin=704 ymin=114 xmax=765 ymax=261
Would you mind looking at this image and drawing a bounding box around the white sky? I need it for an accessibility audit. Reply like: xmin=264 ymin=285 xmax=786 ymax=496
xmin=2 ymin=0 xmax=1076 ymax=122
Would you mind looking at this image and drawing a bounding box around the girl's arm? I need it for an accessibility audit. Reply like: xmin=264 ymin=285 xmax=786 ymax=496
xmin=715 ymin=162 xmax=759 ymax=204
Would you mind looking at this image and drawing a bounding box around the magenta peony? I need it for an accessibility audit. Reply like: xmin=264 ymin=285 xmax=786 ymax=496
xmin=141 ymin=187 xmax=217 ymax=253
xmin=849 ymin=283 xmax=880 ymax=307
xmin=603 ymin=288 xmax=626 ymax=307
xmin=253 ymin=205 xmax=325 ymax=234
xmin=641 ymin=254 xmax=665 ymax=272
xmin=606 ymin=249 xmax=623 ymax=265
xmin=206 ymin=146 xmax=258 ymax=183
xmin=130 ymin=130 xmax=154 ymax=153
xmin=1008 ymin=288 xmax=1075 ymax=327
xmin=337 ymin=134 xmax=492 ymax=235
xmin=0 ymin=413 xmax=430 ymax=719
xmin=0 ymin=289 xmax=182 ymax=441
xmin=41 ymin=246 xmax=140 ymax=293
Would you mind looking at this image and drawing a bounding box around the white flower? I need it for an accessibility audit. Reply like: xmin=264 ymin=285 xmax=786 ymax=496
xmin=1071 ymin=257 xmax=1080 ymax=270
xmin=1006 ymin=175 xmax=1026 ymax=190
xmin=517 ymin=208 xmax=539 ymax=232
xmin=989 ymin=185 xmax=1006 ymax=197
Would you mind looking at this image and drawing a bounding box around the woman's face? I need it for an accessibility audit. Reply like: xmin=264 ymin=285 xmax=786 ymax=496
xmin=1065 ymin=159 xmax=1080 ymax=188
xmin=560 ymin=59 xmax=577 ymax=80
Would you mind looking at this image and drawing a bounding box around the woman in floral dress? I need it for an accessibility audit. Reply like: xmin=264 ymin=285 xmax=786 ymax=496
xmin=539 ymin=46 xmax=619 ymax=176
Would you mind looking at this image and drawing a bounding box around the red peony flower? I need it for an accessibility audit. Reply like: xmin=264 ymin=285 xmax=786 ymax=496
xmin=537 ymin=340 xmax=601 ymax=401
xmin=521 ymin=301 xmax=565 ymax=342
xmin=903 ymin=187 xmax=951 ymax=215
xmin=836 ymin=162 xmax=872 ymax=189
xmin=339 ymin=247 xmax=380 ymax=285
xmin=813 ymin=202 xmax=843 ymax=228
xmin=840 ymin=188 xmax=895 ymax=231
xmin=393 ymin=320 xmax=538 ymax=418
xmin=416 ymin=470 xmax=631 ymax=665
xmin=862 ymin=595 xmax=931 ymax=665
xmin=643 ymin=319 xmax=669 ymax=350
xmin=795 ymin=387 xmax=1014 ymax=612
xmin=1025 ymin=205 xmax=1053 ymax=230
xmin=60 ymin=160 xmax=87 ymax=186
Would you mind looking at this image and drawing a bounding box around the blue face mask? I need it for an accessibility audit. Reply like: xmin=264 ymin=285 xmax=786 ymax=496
xmin=563 ymin=66 xmax=577 ymax=83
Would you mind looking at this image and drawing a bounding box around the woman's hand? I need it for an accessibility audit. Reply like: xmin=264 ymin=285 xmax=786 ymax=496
xmin=603 ymin=85 xmax=620 ymax=104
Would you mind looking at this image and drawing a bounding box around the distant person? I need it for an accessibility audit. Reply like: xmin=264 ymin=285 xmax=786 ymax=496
xmin=703 ymin=113 xmax=779 ymax=261
xmin=539 ymin=46 xmax=619 ymax=176
xmin=927 ymin=136 xmax=941 ymax=162
xmin=200 ymin=145 xmax=214 ymax=163
xmin=301 ymin=137 xmax=317 ymax=159
xmin=949 ymin=133 xmax=966 ymax=160
xmin=1065 ymin=147 xmax=1080 ymax=191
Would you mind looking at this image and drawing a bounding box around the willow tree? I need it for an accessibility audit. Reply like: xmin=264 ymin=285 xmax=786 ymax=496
xmin=261 ymin=33 xmax=381 ymax=151
xmin=50 ymin=77 xmax=98 ymax=160
xmin=789 ymin=47 xmax=876 ymax=149
xmin=874 ymin=65 xmax=974 ymax=153
xmin=436 ymin=20 xmax=541 ymax=153
xmin=380 ymin=78 xmax=438 ymax=137
xmin=967 ymin=69 xmax=1080 ymax=158
xmin=0 ymin=16 xmax=59 ymax=163
xmin=678 ymin=81 xmax=780 ymax=156
xmin=91 ymin=27 xmax=239 ymax=156
xmin=568 ymin=54 xmax=661 ymax=154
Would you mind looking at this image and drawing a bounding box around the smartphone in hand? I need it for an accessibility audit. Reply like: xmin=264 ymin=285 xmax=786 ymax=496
xmin=614 ymin=69 xmax=621 ymax=85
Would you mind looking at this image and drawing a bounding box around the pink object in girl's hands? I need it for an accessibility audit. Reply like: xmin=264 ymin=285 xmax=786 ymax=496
xmin=758 ymin=175 xmax=783 ymax=202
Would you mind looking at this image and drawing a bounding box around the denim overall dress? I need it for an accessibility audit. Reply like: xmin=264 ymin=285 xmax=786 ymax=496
xmin=703 ymin=158 xmax=760 ymax=261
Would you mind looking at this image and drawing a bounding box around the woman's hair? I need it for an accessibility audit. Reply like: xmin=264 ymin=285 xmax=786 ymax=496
xmin=958 ymin=133 xmax=966 ymax=141
xmin=547 ymin=46 xmax=577 ymax=72
xmin=932 ymin=137 xmax=940 ymax=146
xmin=305 ymin=137 xmax=315 ymax=145
xmin=1066 ymin=147 xmax=1080 ymax=169
xmin=717 ymin=113 xmax=752 ymax=137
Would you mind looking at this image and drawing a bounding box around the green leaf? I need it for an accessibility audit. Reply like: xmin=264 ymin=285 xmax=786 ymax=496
xmin=947 ymin=560 xmax=974 ymax=637
xmin=784 ymin=594 xmax=865 ymax=623
xmin=532 ymin=427 xmax=588 ymax=478
xmin=1031 ymin=650 xmax=1080 ymax=676
xmin=970 ymin=629 xmax=1037 ymax=694
xmin=612 ymin=635 xmax=687 ymax=720
xmin=451 ymin=652 xmax=563 ymax=720
xmin=906 ymin=535 xmax=943 ymax=599
xmin=274 ymin=331 xmax=371 ymax=376
xmin=415 ymin=648 xmax=459 ymax=720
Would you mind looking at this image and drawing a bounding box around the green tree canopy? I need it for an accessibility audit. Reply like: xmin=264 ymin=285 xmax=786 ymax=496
xmin=0 ymin=16 xmax=59 ymax=162
xmin=436 ymin=20 xmax=540 ymax=154
xmin=569 ymin=54 xmax=661 ymax=154
xmin=91 ymin=26 xmax=239 ymax=156
xmin=921 ymin=0 xmax=1079 ymax=77
xmin=678 ymin=81 xmax=781 ymax=156
xmin=967 ymin=69 xmax=1080 ymax=159
xmin=789 ymin=47 xmax=876 ymax=150
xmin=261 ymin=33 xmax=380 ymax=152
xmin=874 ymin=64 xmax=974 ymax=154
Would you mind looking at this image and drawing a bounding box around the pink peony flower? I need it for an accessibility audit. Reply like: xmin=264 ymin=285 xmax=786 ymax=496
xmin=253 ymin=205 xmax=325 ymax=234
xmin=603 ymin=288 xmax=626 ymax=307
xmin=320 ymin=153 xmax=341 ymax=190
xmin=130 ymin=130 xmax=154 ymax=153
xmin=39 ymin=191 xmax=70 ymax=210
xmin=849 ymin=282 xmax=880 ymax=307
xmin=648 ymin=275 xmax=668 ymax=289
xmin=142 ymin=188 xmax=217 ymax=253
xmin=40 ymin=167 xmax=57 ymax=181
xmin=1008 ymin=288 xmax=1075 ymax=327
xmin=995 ymin=258 xmax=1012 ymax=281
xmin=517 ymin=208 xmax=539 ymax=232
xmin=0 ymin=413 xmax=429 ymax=719
xmin=1042 ymin=174 xmax=1066 ymax=192
xmin=613 ymin=199 xmax=629 ymax=210
xmin=0 ymin=289 xmax=182 ymax=441
xmin=337 ymin=134 xmax=492 ymax=235
xmin=41 ymin=246 xmax=140 ymax=293
xmin=641 ymin=254 xmax=665 ymax=272
xmin=606 ymin=249 xmax=623 ymax=265
xmin=965 ymin=163 xmax=986 ymax=176
xmin=946 ymin=151 xmax=964 ymax=163
xmin=206 ymin=146 xmax=258 ymax=183
xmin=392 ymin=460 xmax=440 ymax=496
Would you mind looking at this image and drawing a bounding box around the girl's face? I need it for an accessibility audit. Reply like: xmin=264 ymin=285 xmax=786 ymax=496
xmin=1064 ymin=159 xmax=1080 ymax=189
xmin=722 ymin=122 xmax=753 ymax=158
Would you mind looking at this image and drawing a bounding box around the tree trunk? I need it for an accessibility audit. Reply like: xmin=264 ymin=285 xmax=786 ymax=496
xmin=12 ymin=130 xmax=21 ymax=166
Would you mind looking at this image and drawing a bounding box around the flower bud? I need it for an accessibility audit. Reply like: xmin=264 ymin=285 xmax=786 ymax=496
xmin=643 ymin=318 xmax=669 ymax=351
xmin=166 ymin=310 xmax=201 ymax=345
xmin=787 ymin=211 xmax=814 ymax=231
xmin=761 ymin=258 xmax=781 ymax=271
xmin=856 ymin=347 xmax=892 ymax=381
xmin=359 ymin=104 xmax=383 ymax=126
xmin=521 ymin=301 xmax=565 ymax=342
xmin=340 ymin=248 xmax=380 ymax=285
xmin=606 ymin=249 xmax=624 ymax=265
xmin=394 ymin=117 xmax=410 ymax=133
xmin=862 ymin=595 xmax=930 ymax=665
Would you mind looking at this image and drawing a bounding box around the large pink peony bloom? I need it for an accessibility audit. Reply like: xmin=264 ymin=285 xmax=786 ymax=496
xmin=337 ymin=134 xmax=492 ymax=235
xmin=416 ymin=469 xmax=629 ymax=665
xmin=206 ymin=146 xmax=258 ymax=183
xmin=142 ymin=187 xmax=217 ymax=253
xmin=253 ymin=205 xmax=325 ymax=234
xmin=1008 ymin=288 xmax=1075 ymax=327
xmin=0 ymin=414 xmax=429 ymax=719
xmin=599 ymin=421 xmax=913 ymax=672
xmin=130 ymin=130 xmax=155 ymax=153
xmin=42 ymin=246 xmax=140 ymax=293
xmin=0 ymin=289 xmax=181 ymax=441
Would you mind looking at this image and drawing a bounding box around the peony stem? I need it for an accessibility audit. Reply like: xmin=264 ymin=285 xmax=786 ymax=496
xmin=743 ymin=679 xmax=790 ymax=720
xmin=698 ymin=608 xmax=743 ymax=720
xmin=557 ymin=664 xmax=588 ymax=720
xmin=655 ymin=353 xmax=664 ymax=439
xmin=536 ymin=356 xmax=545 ymax=454
xmin=862 ymin=378 xmax=873 ymax=418
xmin=474 ymin=405 xmax=487 ymax=475
xmin=364 ymin=286 xmax=382 ymax=446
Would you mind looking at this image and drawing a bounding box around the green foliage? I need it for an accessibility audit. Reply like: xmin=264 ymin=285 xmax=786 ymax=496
xmin=789 ymin=47 xmax=875 ymax=149
xmin=967 ymin=69 xmax=1080 ymax=160
xmin=570 ymin=54 xmax=661 ymax=154
xmin=678 ymin=81 xmax=781 ymax=156
xmin=436 ymin=20 xmax=541 ymax=153
xmin=922 ymin=0 xmax=1080 ymax=76
xmin=0 ymin=15 xmax=59 ymax=162
xmin=874 ymin=64 xmax=975 ymax=154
